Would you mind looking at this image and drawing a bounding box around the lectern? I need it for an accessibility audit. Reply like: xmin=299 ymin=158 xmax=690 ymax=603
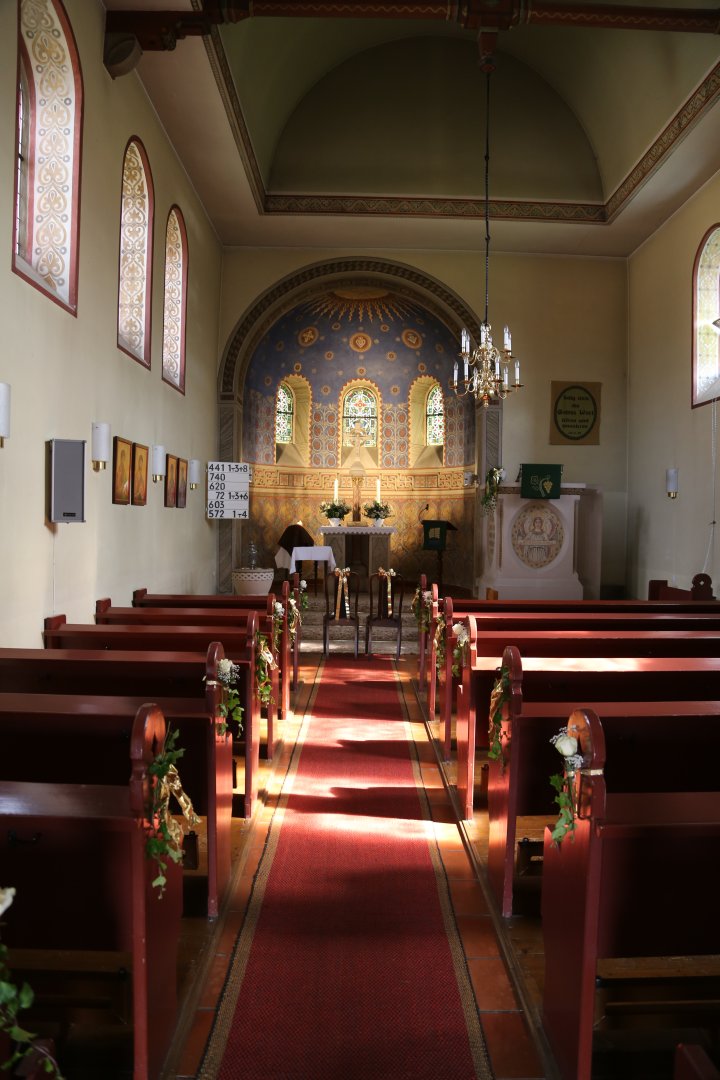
xmin=421 ymin=519 xmax=457 ymax=591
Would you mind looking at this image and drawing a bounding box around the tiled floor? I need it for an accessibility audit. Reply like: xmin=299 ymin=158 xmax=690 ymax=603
xmin=163 ymin=653 xmax=548 ymax=1080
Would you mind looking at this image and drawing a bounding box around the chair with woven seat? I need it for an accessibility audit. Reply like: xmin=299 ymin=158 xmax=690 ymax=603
xmin=323 ymin=569 xmax=361 ymax=658
xmin=365 ymin=570 xmax=406 ymax=659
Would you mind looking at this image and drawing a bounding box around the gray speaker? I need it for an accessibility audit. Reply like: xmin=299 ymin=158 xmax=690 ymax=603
xmin=48 ymin=439 xmax=86 ymax=523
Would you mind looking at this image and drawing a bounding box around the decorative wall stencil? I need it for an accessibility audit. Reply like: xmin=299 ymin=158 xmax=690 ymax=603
xmin=244 ymin=390 xmax=275 ymax=464
xmin=349 ymin=332 xmax=373 ymax=353
xmin=15 ymin=0 xmax=82 ymax=312
xmin=118 ymin=140 xmax=153 ymax=362
xmin=162 ymin=206 xmax=187 ymax=390
xmin=298 ymin=326 xmax=319 ymax=347
xmin=444 ymin=397 xmax=466 ymax=467
xmin=402 ymin=329 xmax=423 ymax=350
xmin=382 ymin=405 xmax=409 ymax=469
xmin=305 ymin=287 xmax=421 ymax=323
xmin=310 ymin=404 xmax=338 ymax=467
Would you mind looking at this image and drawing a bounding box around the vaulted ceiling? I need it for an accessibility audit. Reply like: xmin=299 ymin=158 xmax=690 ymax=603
xmin=104 ymin=1 xmax=720 ymax=256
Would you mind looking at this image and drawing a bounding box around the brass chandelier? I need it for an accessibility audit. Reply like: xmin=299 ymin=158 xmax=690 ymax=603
xmin=451 ymin=62 xmax=523 ymax=408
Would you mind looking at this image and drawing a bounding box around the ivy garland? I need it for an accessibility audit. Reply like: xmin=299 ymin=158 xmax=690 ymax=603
xmin=0 ymin=890 xmax=63 ymax=1077
xmin=299 ymin=580 xmax=309 ymax=612
xmin=451 ymin=622 xmax=469 ymax=678
xmin=255 ymin=632 xmax=276 ymax=706
xmin=287 ymin=597 xmax=302 ymax=643
xmin=145 ymin=727 xmax=200 ymax=895
xmin=433 ymin=614 xmax=446 ymax=676
xmin=487 ymin=666 xmax=511 ymax=763
xmin=549 ymin=772 xmax=577 ymax=846
xmin=410 ymin=588 xmax=432 ymax=633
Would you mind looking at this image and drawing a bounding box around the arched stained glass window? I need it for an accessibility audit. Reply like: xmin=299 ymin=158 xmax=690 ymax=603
xmin=342 ymin=386 xmax=378 ymax=447
xmin=693 ymin=225 xmax=720 ymax=407
xmin=276 ymin=383 xmax=294 ymax=443
xmin=118 ymin=139 xmax=154 ymax=366
xmin=13 ymin=0 xmax=83 ymax=314
xmin=426 ymin=383 xmax=445 ymax=445
xmin=162 ymin=206 xmax=188 ymax=392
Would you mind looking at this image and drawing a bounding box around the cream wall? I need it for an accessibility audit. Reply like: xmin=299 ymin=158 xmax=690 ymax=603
xmin=220 ymin=247 xmax=628 ymax=592
xmin=627 ymin=169 xmax=720 ymax=596
xmin=0 ymin=0 xmax=222 ymax=647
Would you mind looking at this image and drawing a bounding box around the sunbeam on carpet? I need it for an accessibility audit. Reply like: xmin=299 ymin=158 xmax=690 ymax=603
xmin=199 ymin=657 xmax=493 ymax=1080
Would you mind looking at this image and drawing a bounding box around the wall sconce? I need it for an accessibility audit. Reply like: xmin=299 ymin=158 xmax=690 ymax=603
xmin=91 ymin=422 xmax=111 ymax=471
xmin=666 ymin=468 xmax=679 ymax=499
xmin=0 ymin=383 xmax=10 ymax=448
xmin=188 ymin=459 xmax=202 ymax=490
xmin=151 ymin=444 xmax=166 ymax=483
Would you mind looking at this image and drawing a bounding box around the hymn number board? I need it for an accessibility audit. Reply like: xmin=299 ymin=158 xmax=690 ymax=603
xmin=206 ymin=462 xmax=252 ymax=519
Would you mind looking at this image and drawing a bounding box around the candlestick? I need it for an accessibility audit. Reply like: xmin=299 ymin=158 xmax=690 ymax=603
xmin=376 ymin=478 xmax=381 ymax=503
xmin=333 ymin=478 xmax=338 ymax=503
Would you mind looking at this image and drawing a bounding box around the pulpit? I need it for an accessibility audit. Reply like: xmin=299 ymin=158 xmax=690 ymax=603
xmin=476 ymin=483 xmax=602 ymax=600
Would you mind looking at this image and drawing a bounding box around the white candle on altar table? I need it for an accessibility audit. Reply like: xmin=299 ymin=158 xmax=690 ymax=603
xmin=376 ymin=478 xmax=381 ymax=503
xmin=333 ymin=477 xmax=338 ymax=502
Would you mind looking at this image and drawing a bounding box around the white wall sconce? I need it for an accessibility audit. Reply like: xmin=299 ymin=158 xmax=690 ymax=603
xmin=0 ymin=383 xmax=10 ymax=448
xmin=91 ymin=422 xmax=111 ymax=471
xmin=151 ymin=444 xmax=166 ymax=483
xmin=188 ymin=459 xmax=202 ymax=490
xmin=666 ymin=468 xmax=679 ymax=499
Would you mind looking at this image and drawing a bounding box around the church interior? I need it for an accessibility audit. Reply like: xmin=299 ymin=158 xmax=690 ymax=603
xmin=2 ymin=1 xmax=720 ymax=1078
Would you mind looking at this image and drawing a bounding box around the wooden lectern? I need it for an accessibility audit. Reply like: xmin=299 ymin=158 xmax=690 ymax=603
xmin=421 ymin=519 xmax=457 ymax=591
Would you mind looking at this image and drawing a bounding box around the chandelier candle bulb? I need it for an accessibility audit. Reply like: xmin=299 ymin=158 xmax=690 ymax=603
xmin=461 ymin=328 xmax=470 ymax=354
xmin=453 ymin=360 xmax=459 ymax=385
xmin=464 ymin=357 xmax=469 ymax=381
xmin=504 ymin=326 xmax=511 ymax=351
xmin=515 ymin=361 xmax=521 ymax=385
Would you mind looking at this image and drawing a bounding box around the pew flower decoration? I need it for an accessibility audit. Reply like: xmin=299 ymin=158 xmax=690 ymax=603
xmin=216 ymin=657 xmax=244 ymax=737
xmin=288 ymin=596 xmax=301 ymax=643
xmin=273 ymin=602 xmax=285 ymax=654
xmin=548 ymin=727 xmax=584 ymax=846
xmin=299 ymin=579 xmax=309 ymax=611
xmin=320 ymin=499 xmax=351 ymax=521
xmin=363 ymin=499 xmax=392 ymax=521
xmin=481 ymin=467 xmax=504 ymax=515
xmin=1 ymin=888 xmax=64 ymax=1078
xmin=256 ymin=632 xmax=276 ymax=706
xmin=433 ymin=613 xmax=446 ymax=676
xmin=146 ymin=727 xmax=201 ymax=895
xmin=451 ymin=621 xmax=469 ymax=677
xmin=487 ymin=666 xmax=511 ymax=764
xmin=411 ymin=588 xmax=433 ymax=633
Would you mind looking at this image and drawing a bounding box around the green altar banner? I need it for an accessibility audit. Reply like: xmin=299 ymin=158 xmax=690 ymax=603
xmin=520 ymin=463 xmax=563 ymax=500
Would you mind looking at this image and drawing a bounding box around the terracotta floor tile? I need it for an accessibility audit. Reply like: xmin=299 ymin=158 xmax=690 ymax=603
xmin=175 ymin=1009 xmax=215 ymax=1077
xmin=455 ymin=913 xmax=501 ymax=958
xmin=447 ymin=878 xmax=490 ymax=916
xmin=440 ymin=848 xmax=477 ymax=879
xmin=196 ymin=951 xmax=232 ymax=1009
xmin=468 ymin=956 xmax=519 ymax=1010
xmin=216 ymin=908 xmax=246 ymax=956
xmin=480 ymin=1011 xmax=544 ymax=1079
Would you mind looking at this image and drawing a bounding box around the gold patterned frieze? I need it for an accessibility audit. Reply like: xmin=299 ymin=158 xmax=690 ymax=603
xmin=249 ymin=465 xmax=467 ymax=492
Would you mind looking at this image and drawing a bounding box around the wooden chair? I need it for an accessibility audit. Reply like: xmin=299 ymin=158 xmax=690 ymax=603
xmin=323 ymin=569 xmax=360 ymax=658
xmin=365 ymin=571 xmax=405 ymax=659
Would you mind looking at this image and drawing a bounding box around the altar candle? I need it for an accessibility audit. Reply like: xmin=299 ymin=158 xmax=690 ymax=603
xmin=333 ymin=478 xmax=338 ymax=502
xmin=376 ymin=478 xmax=381 ymax=503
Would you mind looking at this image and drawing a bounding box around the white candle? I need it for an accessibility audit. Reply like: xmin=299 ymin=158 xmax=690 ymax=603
xmin=464 ymin=357 xmax=469 ymax=381
xmin=376 ymin=478 xmax=381 ymax=503
xmin=480 ymin=324 xmax=487 ymax=346
xmin=461 ymin=328 xmax=470 ymax=354
xmin=514 ymin=360 xmax=520 ymax=384
xmin=503 ymin=367 xmax=509 ymax=389
xmin=333 ymin=478 xmax=338 ymax=502
xmin=453 ymin=360 xmax=458 ymax=385
xmin=504 ymin=326 xmax=511 ymax=351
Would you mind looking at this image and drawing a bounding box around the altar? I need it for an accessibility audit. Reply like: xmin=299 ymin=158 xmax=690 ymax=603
xmin=476 ymin=483 xmax=602 ymax=600
xmin=320 ymin=525 xmax=397 ymax=583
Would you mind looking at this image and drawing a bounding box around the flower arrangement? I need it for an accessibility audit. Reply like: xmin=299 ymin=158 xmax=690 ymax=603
xmin=363 ymin=499 xmax=392 ymax=521
xmin=145 ymin=726 xmax=200 ymax=895
xmin=548 ymin=727 xmax=585 ymax=845
xmin=319 ymin=500 xmax=351 ymax=520
xmin=0 ymin=888 xmax=64 ymax=1078
xmin=216 ymin=657 xmax=244 ymax=737
xmin=299 ymin=579 xmax=309 ymax=611
xmin=451 ymin=621 xmax=469 ymax=677
xmin=487 ymin=666 xmax=511 ymax=763
xmin=481 ymin=466 xmax=505 ymax=514
xmin=255 ymin=632 xmax=276 ymax=706
xmin=433 ymin=613 xmax=446 ymax=676
xmin=411 ymin=588 xmax=433 ymax=633
xmin=272 ymin=601 xmax=285 ymax=654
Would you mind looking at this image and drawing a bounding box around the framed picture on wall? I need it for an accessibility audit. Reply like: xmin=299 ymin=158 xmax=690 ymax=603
xmin=131 ymin=442 xmax=148 ymax=506
xmin=177 ymin=458 xmax=188 ymax=508
xmin=112 ymin=436 xmax=132 ymax=505
xmin=165 ymin=454 xmax=178 ymax=508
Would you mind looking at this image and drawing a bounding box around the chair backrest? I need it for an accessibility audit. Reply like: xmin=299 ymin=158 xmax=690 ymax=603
xmin=325 ymin=569 xmax=360 ymax=619
xmin=369 ymin=572 xmax=405 ymax=620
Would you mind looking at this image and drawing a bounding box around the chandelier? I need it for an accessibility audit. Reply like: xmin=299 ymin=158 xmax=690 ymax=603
xmin=451 ymin=62 xmax=522 ymax=409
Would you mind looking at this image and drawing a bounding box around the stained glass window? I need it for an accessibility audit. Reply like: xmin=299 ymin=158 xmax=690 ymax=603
xmin=162 ymin=206 xmax=188 ymax=392
xmin=693 ymin=225 xmax=720 ymax=407
xmin=276 ymin=383 xmax=294 ymax=443
xmin=13 ymin=0 xmax=83 ymax=313
xmin=118 ymin=140 xmax=154 ymax=366
xmin=426 ymin=384 xmax=445 ymax=445
xmin=342 ymin=387 xmax=378 ymax=447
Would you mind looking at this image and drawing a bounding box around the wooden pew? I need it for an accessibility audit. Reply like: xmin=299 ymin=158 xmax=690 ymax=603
xmin=0 ymin=704 xmax=183 ymax=1080
xmin=413 ymin=574 xmax=437 ymax=693
xmin=1 ymin=635 xmax=259 ymax=820
xmin=0 ymin=683 xmax=230 ymax=919
xmin=458 ymin=637 xmax=720 ymax=822
xmin=542 ymin=707 xmax=720 ymax=1080
xmin=96 ymin=597 xmax=281 ymax=759
xmin=434 ymin=596 xmax=720 ymax=757
xmin=675 ymin=1045 xmax=720 ymax=1080
xmin=649 ymin=572 xmax=715 ymax=600
xmin=133 ymin=577 xmax=301 ymax=699
xmin=485 ymin=689 xmax=720 ymax=916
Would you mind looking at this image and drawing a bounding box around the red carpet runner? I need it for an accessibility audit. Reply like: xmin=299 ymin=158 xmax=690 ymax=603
xmin=200 ymin=658 xmax=492 ymax=1079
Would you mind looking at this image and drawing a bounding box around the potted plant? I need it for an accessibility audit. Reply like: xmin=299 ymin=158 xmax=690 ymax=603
xmin=362 ymin=499 xmax=392 ymax=526
xmin=319 ymin=499 xmax=351 ymax=525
